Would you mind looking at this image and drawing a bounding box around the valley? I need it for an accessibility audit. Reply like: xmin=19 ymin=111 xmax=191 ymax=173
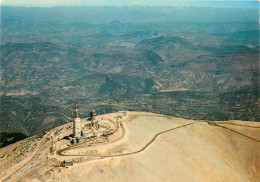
xmin=0 ymin=6 xmax=259 ymax=137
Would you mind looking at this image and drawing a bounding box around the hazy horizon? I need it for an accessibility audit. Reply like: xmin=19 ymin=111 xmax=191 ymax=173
xmin=1 ymin=0 xmax=259 ymax=8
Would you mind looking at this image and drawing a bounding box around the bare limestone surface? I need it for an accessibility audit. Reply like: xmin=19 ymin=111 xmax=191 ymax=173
xmin=0 ymin=111 xmax=259 ymax=182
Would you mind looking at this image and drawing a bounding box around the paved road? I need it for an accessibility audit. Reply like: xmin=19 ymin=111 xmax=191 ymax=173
xmin=57 ymin=121 xmax=197 ymax=158
xmin=57 ymin=119 xmax=260 ymax=159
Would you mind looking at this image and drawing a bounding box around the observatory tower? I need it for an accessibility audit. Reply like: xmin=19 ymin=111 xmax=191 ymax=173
xmin=73 ymin=102 xmax=81 ymax=138
xmin=90 ymin=110 xmax=99 ymax=129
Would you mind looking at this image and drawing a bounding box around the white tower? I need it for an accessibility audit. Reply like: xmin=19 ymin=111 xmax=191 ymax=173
xmin=73 ymin=101 xmax=81 ymax=138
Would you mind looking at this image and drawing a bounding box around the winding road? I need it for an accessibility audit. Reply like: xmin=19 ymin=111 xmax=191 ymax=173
xmin=57 ymin=120 xmax=260 ymax=159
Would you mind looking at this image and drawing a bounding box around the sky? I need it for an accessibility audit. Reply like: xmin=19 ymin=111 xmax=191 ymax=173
xmin=1 ymin=0 xmax=259 ymax=7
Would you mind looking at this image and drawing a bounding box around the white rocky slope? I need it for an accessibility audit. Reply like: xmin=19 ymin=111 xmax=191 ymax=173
xmin=0 ymin=111 xmax=259 ymax=182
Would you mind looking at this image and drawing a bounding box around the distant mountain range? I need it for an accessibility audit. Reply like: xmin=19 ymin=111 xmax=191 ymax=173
xmin=0 ymin=6 xmax=259 ymax=136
